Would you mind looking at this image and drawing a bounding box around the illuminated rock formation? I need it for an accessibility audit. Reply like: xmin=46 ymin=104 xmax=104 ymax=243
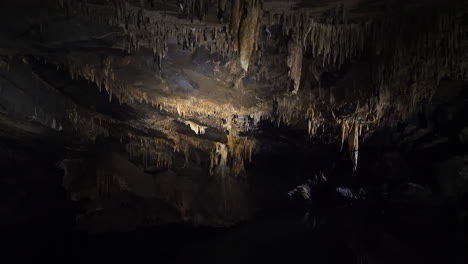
xmin=0 ymin=0 xmax=467 ymax=229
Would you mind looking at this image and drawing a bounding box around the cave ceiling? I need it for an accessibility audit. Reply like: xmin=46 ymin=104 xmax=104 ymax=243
xmin=0 ymin=0 xmax=467 ymax=226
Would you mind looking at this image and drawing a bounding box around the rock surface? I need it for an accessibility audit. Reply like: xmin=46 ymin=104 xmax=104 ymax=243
xmin=0 ymin=0 xmax=467 ymax=231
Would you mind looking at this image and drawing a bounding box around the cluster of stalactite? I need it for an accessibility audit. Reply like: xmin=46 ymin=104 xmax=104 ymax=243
xmin=270 ymin=6 xmax=468 ymax=107
xmin=65 ymin=56 xmax=149 ymax=105
xmin=273 ymin=90 xmax=381 ymax=171
xmin=287 ymin=20 xmax=366 ymax=68
xmin=54 ymin=1 xmax=468 ymax=102
xmin=52 ymin=51 xmax=269 ymax=167
xmin=67 ymin=106 xmax=111 ymax=141
xmin=184 ymin=120 xmax=207 ymax=135
xmin=50 ymin=49 xmax=275 ymax=136
xmin=226 ymin=132 xmax=255 ymax=177
xmin=57 ymin=0 xmax=235 ymax=60
xmin=180 ymin=0 xmax=214 ymax=21
xmin=64 ymin=78 xmax=257 ymax=174
xmin=51 ymin=1 xmax=468 ymax=173
xmin=97 ymin=170 xmax=131 ymax=197
xmin=60 ymin=54 xmax=223 ymax=120
xmin=124 ymin=140 xmax=173 ymax=168
xmin=122 ymin=17 xmax=234 ymax=57
xmin=268 ymin=8 xmax=369 ymax=94
xmin=125 ymin=129 xmax=217 ymax=170
xmin=274 ymin=94 xmax=304 ymax=127
xmin=273 ymin=8 xmax=467 ymax=175
xmin=68 ymin=113 xmax=177 ymax=168
xmin=371 ymin=14 xmax=468 ymax=121
xmin=66 ymin=102 xmax=179 ymax=168
xmin=32 ymin=110 xmax=63 ymax=132
xmin=210 ymin=142 xmax=229 ymax=177
xmin=209 ymin=136 xmax=255 ymax=178
xmin=209 ymin=119 xmax=255 ymax=178
xmin=306 ymin=105 xmax=323 ymax=137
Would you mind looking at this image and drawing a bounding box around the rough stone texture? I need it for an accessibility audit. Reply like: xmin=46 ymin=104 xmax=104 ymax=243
xmin=0 ymin=0 xmax=467 ymax=230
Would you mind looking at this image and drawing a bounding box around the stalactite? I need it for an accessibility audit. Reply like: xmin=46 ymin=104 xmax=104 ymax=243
xmin=55 ymin=0 xmax=72 ymax=17
xmin=226 ymin=129 xmax=255 ymax=177
xmin=230 ymin=0 xmax=242 ymax=52
xmin=270 ymin=8 xmax=369 ymax=68
xmin=210 ymin=142 xmax=228 ymax=177
xmin=337 ymin=119 xmax=361 ymax=171
xmin=63 ymin=0 xmax=234 ymax=60
xmin=306 ymin=106 xmax=322 ymax=137
xmin=369 ymin=14 xmax=468 ymax=120
xmin=340 ymin=121 xmax=348 ymax=151
xmin=124 ymin=140 xmax=172 ymax=168
xmin=231 ymin=0 xmax=263 ymax=71
xmin=348 ymin=121 xmax=359 ymax=171
xmin=182 ymin=0 xmax=213 ymax=21
xmin=112 ymin=0 xmax=128 ymax=23
xmin=273 ymin=8 xmax=467 ymax=139
xmin=64 ymin=102 xmax=177 ymax=169
xmin=287 ymin=39 xmax=303 ymax=94
xmin=217 ymin=0 xmax=228 ymax=22
xmin=275 ymin=95 xmax=302 ymax=127
xmin=209 ymin=122 xmax=255 ymax=178
xmin=66 ymin=106 xmax=110 ymax=141
xmin=50 ymin=1 xmax=468 ymax=174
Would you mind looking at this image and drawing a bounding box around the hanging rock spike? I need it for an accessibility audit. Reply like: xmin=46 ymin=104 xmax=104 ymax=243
xmin=287 ymin=39 xmax=303 ymax=94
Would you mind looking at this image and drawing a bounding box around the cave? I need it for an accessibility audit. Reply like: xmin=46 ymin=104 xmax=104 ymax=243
xmin=0 ymin=0 xmax=467 ymax=263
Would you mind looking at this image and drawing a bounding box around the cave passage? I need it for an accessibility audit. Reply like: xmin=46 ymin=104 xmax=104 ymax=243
xmin=0 ymin=0 xmax=467 ymax=263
